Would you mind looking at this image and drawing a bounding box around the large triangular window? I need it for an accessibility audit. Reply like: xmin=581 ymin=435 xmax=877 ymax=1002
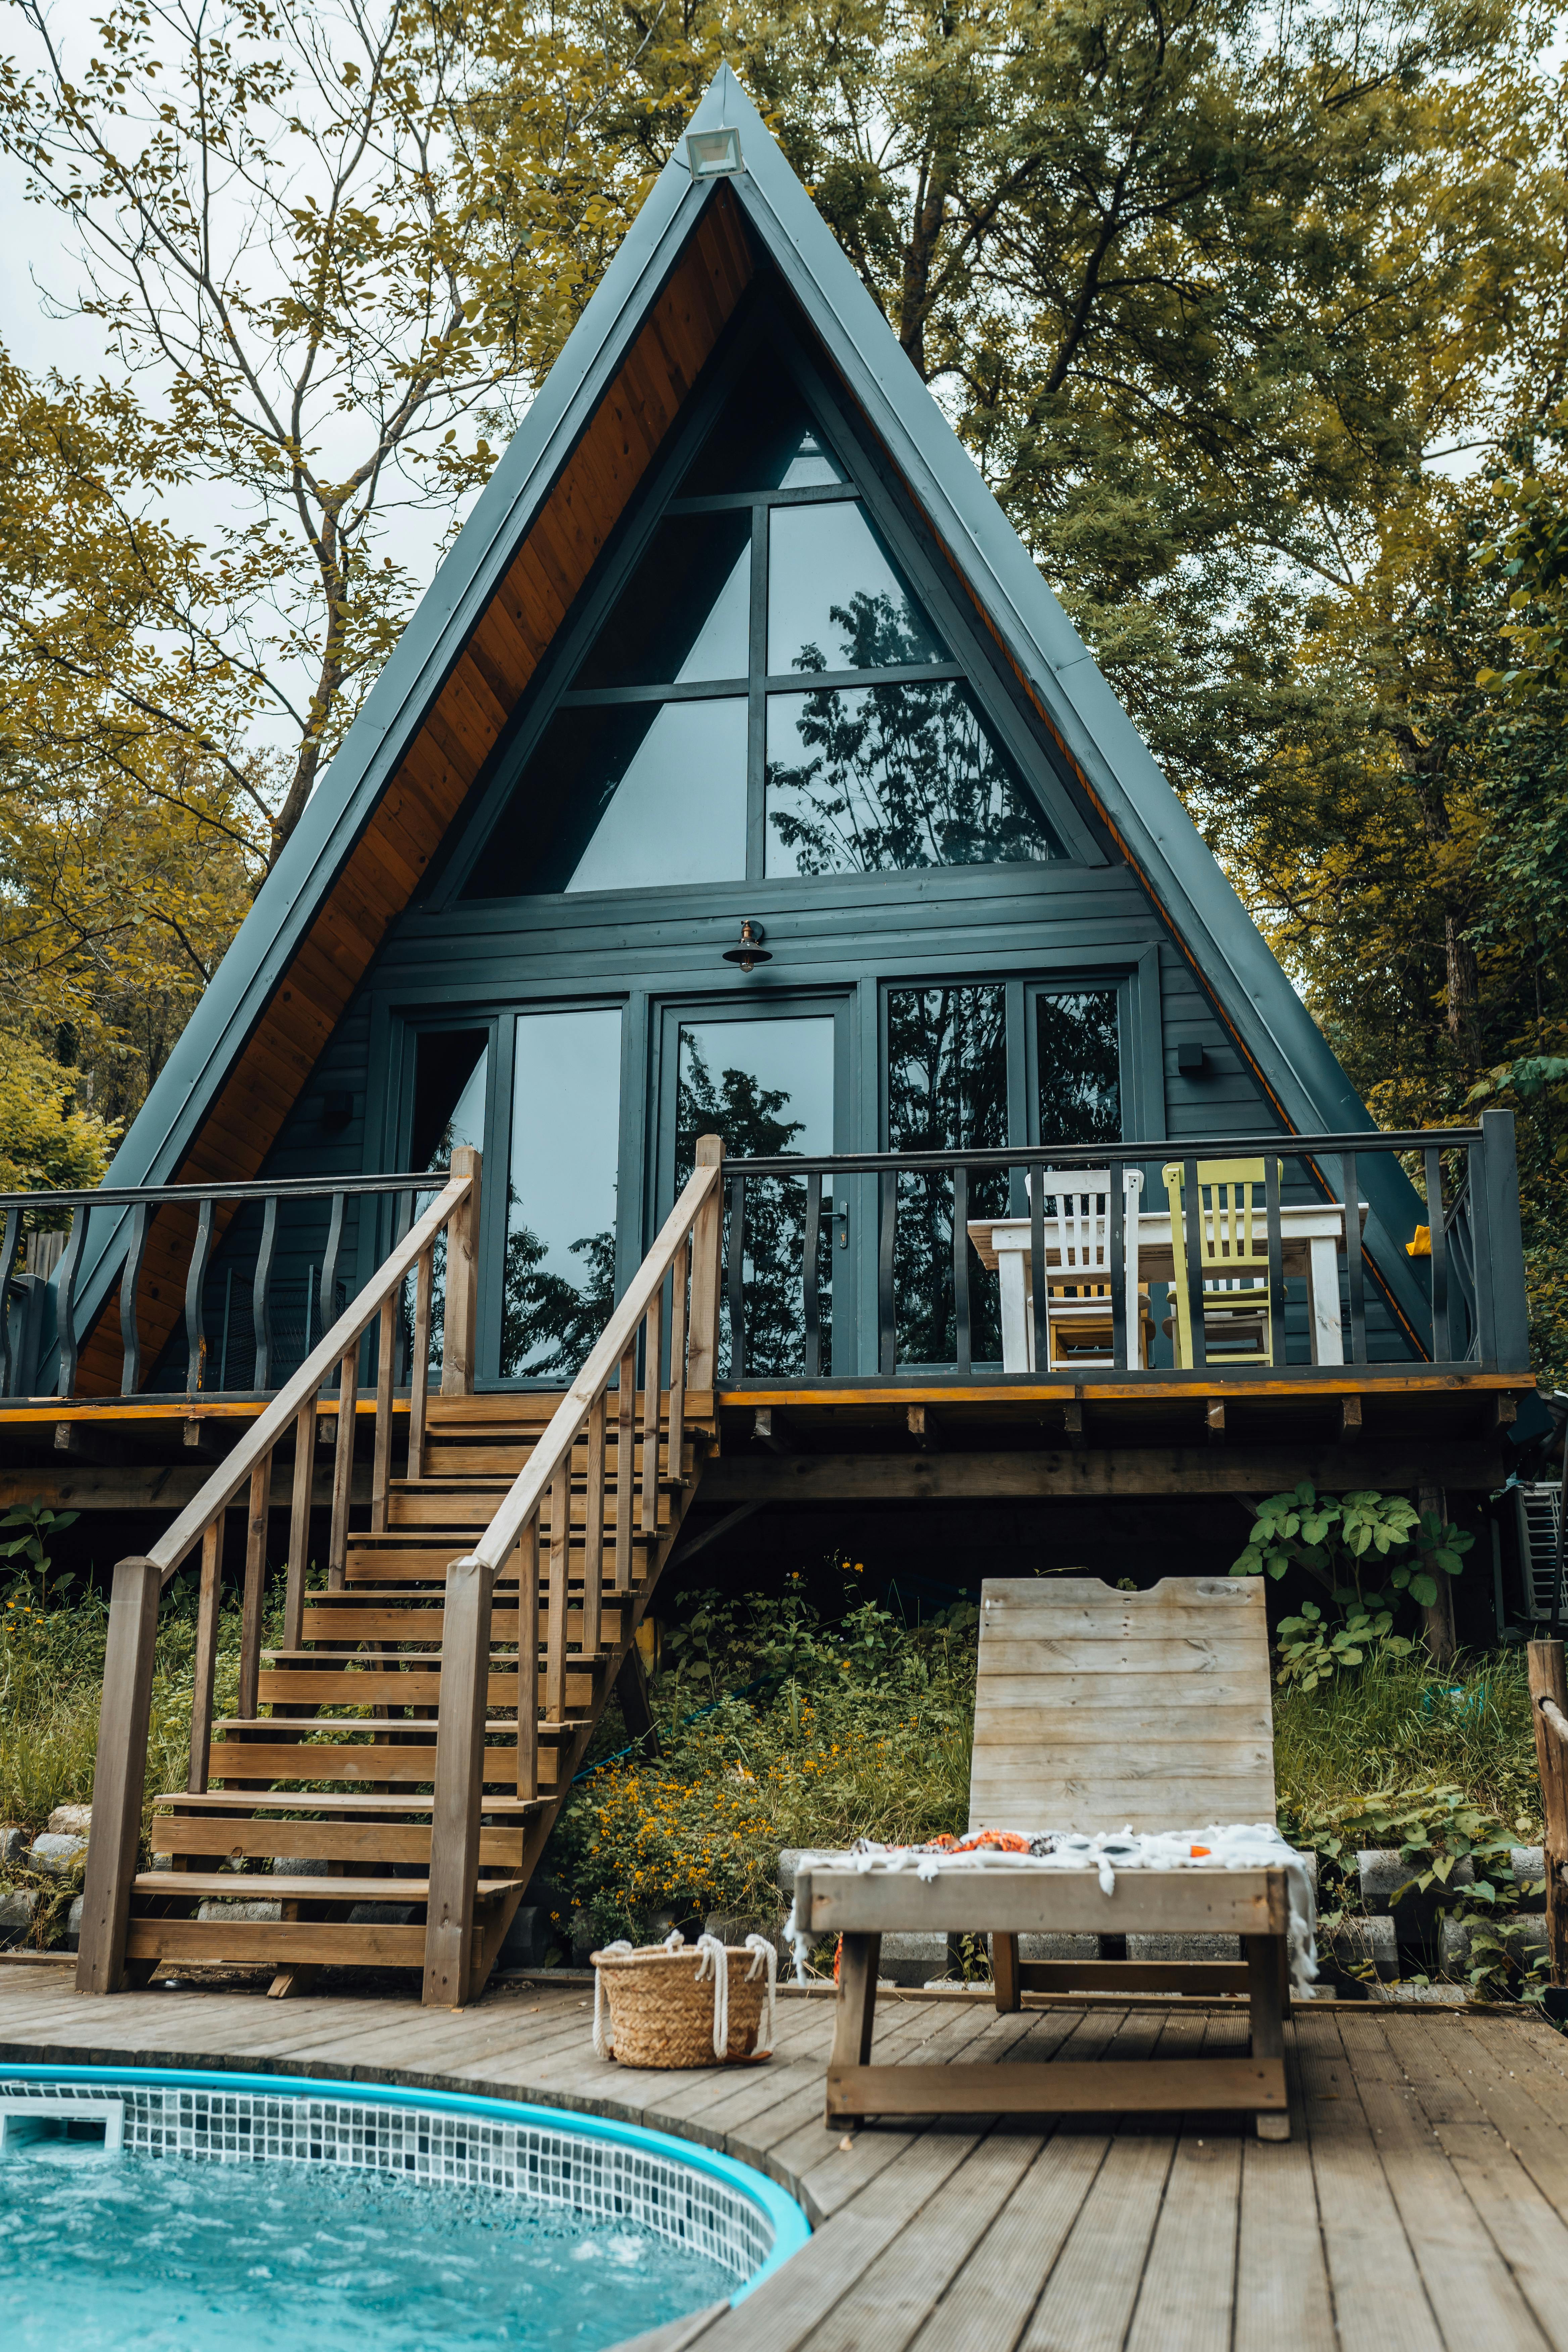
xmin=460 ymin=348 xmax=1064 ymax=900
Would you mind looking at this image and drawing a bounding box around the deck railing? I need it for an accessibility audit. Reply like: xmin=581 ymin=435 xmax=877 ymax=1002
xmin=74 ymin=1153 xmax=480 ymax=1994
xmin=718 ymin=1110 xmax=1529 ymax=1381
xmin=0 ymin=1168 xmax=459 ymax=1401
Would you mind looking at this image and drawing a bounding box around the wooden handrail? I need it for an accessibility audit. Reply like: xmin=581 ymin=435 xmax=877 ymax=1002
xmin=77 ymin=1157 xmax=478 ymax=1997
xmin=145 ymin=1169 xmax=471 ymax=1583
xmin=459 ymin=1157 xmax=721 ymax=1575
xmin=1530 ymin=1640 xmax=1568 ymax=1990
xmin=423 ymin=1137 xmax=723 ymax=2005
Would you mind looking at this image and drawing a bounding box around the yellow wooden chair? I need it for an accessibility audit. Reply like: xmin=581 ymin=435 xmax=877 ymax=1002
xmin=1163 ymin=1158 xmax=1281 ymax=1368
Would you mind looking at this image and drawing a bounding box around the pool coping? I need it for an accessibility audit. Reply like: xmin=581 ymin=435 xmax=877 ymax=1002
xmin=0 ymin=2058 xmax=811 ymax=2312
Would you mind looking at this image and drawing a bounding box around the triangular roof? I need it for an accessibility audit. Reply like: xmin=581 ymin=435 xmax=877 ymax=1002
xmin=67 ymin=67 xmax=1427 ymax=1383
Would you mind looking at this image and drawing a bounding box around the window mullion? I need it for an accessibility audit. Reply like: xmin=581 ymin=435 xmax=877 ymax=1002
xmin=747 ymin=500 xmax=768 ymax=882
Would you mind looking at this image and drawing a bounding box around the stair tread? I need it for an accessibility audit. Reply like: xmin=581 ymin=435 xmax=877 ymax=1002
xmin=261 ymin=1649 xmax=609 ymax=1666
xmin=151 ymin=1792 xmax=543 ymax=1813
xmin=210 ymin=1715 xmax=587 ymax=1734
xmin=132 ymin=1872 xmax=525 ymax=1900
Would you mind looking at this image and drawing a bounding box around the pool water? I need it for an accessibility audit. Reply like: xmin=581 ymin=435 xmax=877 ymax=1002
xmin=1 ymin=2135 xmax=734 ymax=2350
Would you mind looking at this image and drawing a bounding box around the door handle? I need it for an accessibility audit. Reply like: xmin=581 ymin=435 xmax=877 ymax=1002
xmin=834 ymin=1203 xmax=850 ymax=1249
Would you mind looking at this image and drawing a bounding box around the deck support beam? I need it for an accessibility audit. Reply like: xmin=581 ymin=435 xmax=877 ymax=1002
xmin=703 ymin=1442 xmax=1507 ymax=1504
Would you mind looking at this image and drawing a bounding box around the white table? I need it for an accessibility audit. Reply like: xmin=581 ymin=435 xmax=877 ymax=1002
xmin=967 ymin=1202 xmax=1364 ymax=1370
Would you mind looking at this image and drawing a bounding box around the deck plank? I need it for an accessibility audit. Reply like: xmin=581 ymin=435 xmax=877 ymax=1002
xmin=1296 ymin=2011 xmax=1445 ymax=2352
xmin=1 ymin=1980 xmax=1561 ymax=2347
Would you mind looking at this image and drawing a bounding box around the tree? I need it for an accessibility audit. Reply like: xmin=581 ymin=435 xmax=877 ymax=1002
xmin=0 ymin=0 xmax=648 ymax=864
xmin=0 ymin=350 xmax=271 ymax=1119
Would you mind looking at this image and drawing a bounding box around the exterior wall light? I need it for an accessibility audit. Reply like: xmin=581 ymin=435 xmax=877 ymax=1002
xmin=723 ymin=919 xmax=771 ymax=972
xmin=687 ymin=127 xmax=743 ymax=179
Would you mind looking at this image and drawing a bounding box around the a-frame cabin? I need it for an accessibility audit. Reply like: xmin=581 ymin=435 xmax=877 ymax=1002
xmin=22 ymin=73 xmax=1531 ymax=2003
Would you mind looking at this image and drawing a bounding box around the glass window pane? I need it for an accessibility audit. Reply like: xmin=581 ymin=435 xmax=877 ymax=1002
xmin=676 ymin=1014 xmax=836 ymax=1377
xmin=410 ymin=1029 xmax=488 ymax=1170
xmin=680 ymin=358 xmax=844 ymax=494
xmin=887 ymin=986 xmax=1008 ymax=1365
xmin=1036 ymin=990 xmax=1121 ymax=1144
xmin=766 ymin=682 xmax=1062 ymax=874
xmin=462 ymin=699 xmax=747 ymax=899
xmin=406 ymin=1029 xmax=490 ymax=1382
xmin=573 ymin=513 xmax=750 ymax=689
xmin=768 ymin=503 xmax=944 ymax=675
xmin=503 ymin=1009 xmax=621 ymax=1378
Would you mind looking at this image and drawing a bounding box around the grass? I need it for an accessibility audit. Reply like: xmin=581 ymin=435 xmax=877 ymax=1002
xmin=1274 ymin=1646 xmax=1544 ymax=1842
xmin=2 ymin=1574 xmax=1550 ymax=1979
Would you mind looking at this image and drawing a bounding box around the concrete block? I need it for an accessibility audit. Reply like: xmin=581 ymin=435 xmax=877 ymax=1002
xmin=28 ymin=1833 xmax=88 ymax=1878
xmin=1440 ymin=1914 xmax=1550 ymax=1974
xmin=497 ymin=1907 xmax=550 ymax=1969
xmin=347 ymin=1902 xmax=418 ymax=1926
xmin=1509 ymin=1850 xmax=1547 ymax=1911
xmin=1357 ymin=1850 xmax=1471 ymax=1941
xmin=0 ymin=1887 xmax=37 ymax=1946
xmin=1127 ymin=1933 xmax=1241 ymax=1962
xmin=271 ymin=1855 xmax=332 ymax=1877
xmin=1321 ymin=1915 xmax=1398 ymax=1982
xmin=0 ymin=1826 xmax=25 ymax=1869
xmin=703 ymin=1912 xmax=780 ymax=1948
xmin=195 ymin=1899 xmax=283 ymax=1923
xmin=877 ymin=1932 xmax=950 ymax=1987
xmin=1017 ymin=1933 xmax=1098 ymax=1961
xmin=47 ymin=1804 xmax=92 ymax=1838
xmin=65 ymin=1896 xmax=83 ymax=1950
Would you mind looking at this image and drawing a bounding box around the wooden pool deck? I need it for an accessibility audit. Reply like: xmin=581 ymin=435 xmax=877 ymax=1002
xmin=4 ymin=1968 xmax=1568 ymax=2350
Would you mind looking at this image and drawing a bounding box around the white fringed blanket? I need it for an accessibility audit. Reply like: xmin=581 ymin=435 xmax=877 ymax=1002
xmin=784 ymin=1822 xmax=1318 ymax=1996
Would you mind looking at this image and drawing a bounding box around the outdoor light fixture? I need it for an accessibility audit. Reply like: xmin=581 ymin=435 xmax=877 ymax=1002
xmin=723 ymin=918 xmax=771 ymax=973
xmin=687 ymin=126 xmax=743 ymax=179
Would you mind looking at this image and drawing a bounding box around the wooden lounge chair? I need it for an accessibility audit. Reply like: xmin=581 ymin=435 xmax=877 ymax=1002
xmin=807 ymin=1575 xmax=1294 ymax=2137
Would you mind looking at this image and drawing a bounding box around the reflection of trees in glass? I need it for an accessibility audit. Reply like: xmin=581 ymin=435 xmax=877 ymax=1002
xmin=501 ymin=1209 xmax=615 ymax=1379
xmin=767 ymin=593 xmax=1059 ymax=875
xmin=888 ymin=987 xmax=1008 ymax=1365
xmin=676 ymin=1038 xmax=830 ymax=1378
xmin=1037 ymin=991 xmax=1121 ymax=1144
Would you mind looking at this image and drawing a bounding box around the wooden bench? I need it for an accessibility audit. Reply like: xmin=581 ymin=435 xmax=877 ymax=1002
xmin=812 ymin=1575 xmax=1293 ymax=2137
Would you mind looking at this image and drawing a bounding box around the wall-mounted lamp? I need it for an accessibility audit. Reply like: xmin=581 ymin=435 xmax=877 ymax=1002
xmin=687 ymin=126 xmax=743 ymax=179
xmin=723 ymin=918 xmax=771 ymax=973
xmin=1175 ymin=1040 xmax=1207 ymax=1076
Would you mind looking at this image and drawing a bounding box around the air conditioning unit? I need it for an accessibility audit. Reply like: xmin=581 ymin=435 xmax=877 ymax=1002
xmin=1515 ymin=1482 xmax=1567 ymax=1621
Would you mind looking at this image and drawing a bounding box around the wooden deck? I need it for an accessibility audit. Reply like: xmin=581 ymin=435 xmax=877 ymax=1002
xmin=4 ymin=1968 xmax=1568 ymax=2349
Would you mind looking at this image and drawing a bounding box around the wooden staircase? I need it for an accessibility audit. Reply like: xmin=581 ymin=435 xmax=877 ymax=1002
xmin=77 ymin=1136 xmax=726 ymax=2007
xmin=128 ymin=1392 xmax=711 ymax=1994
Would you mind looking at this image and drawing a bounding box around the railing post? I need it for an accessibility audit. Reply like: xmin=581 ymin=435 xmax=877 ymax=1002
xmin=685 ymin=1135 xmax=724 ymax=1395
xmin=1528 ymin=1641 xmax=1568 ymax=1989
xmin=423 ymin=1552 xmax=494 ymax=2007
xmin=1478 ymin=1108 xmax=1529 ymax=1371
xmin=187 ymin=1521 xmax=222 ymax=1793
xmin=283 ymin=1396 xmax=316 ymax=1651
xmin=441 ymin=1146 xmax=482 ymax=1396
xmin=76 ymin=1555 xmax=163 ymax=1994
xmin=238 ymin=1455 xmax=270 ymax=1721
xmin=326 ymin=1343 xmax=358 ymax=1590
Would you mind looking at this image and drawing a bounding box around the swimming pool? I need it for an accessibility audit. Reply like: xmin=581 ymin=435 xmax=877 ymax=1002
xmin=0 ymin=2065 xmax=810 ymax=2350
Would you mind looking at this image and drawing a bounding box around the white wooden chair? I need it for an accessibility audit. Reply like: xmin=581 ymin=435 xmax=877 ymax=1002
xmin=1031 ymin=1168 xmax=1152 ymax=1370
xmin=804 ymin=1576 xmax=1293 ymax=2136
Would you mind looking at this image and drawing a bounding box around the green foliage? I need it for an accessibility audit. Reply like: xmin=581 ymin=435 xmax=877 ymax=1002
xmin=0 ymin=1588 xmax=246 ymax=1871
xmin=551 ymin=1575 xmax=978 ymax=1949
xmin=1231 ymin=1480 xmax=1473 ymax=1687
xmin=0 ymin=1504 xmax=80 ymax=1609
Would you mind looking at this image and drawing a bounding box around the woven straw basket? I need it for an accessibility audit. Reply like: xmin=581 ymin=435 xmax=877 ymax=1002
xmin=591 ymin=1934 xmax=774 ymax=2069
